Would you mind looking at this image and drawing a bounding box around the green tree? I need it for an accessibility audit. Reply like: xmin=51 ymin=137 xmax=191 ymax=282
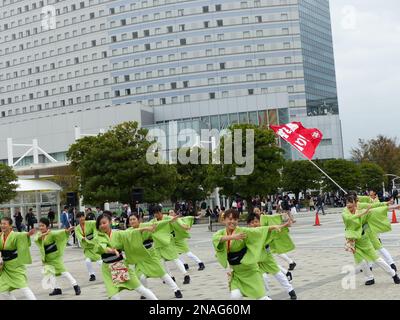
xmin=67 ymin=121 xmax=177 ymax=207
xmin=0 ymin=164 xmax=18 ymax=204
xmin=358 ymin=162 xmax=385 ymax=192
xmin=172 ymin=147 xmax=217 ymax=209
xmin=281 ymin=160 xmax=322 ymax=199
xmin=211 ymin=124 xmax=284 ymax=212
xmin=351 ymin=136 xmax=400 ymax=175
xmin=320 ymin=159 xmax=361 ymax=193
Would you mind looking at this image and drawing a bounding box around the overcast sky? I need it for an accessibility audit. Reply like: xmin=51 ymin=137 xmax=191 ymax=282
xmin=329 ymin=0 xmax=400 ymax=157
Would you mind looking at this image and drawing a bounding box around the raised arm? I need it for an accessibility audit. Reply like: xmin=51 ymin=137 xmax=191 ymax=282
xmin=355 ymin=205 xmax=372 ymax=218
xmin=219 ymin=233 xmax=246 ymax=243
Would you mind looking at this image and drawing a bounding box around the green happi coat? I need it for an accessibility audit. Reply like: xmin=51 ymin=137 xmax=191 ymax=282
xmin=358 ymin=201 xmax=390 ymax=250
xmin=149 ymin=216 xmax=179 ymax=261
xmin=171 ymin=216 xmax=194 ymax=254
xmin=213 ymin=226 xmax=272 ymax=299
xmin=75 ymin=221 xmax=101 ymax=262
xmin=0 ymin=231 xmax=32 ymax=292
xmin=258 ymin=242 xmax=280 ymax=275
xmin=121 ymin=227 xmax=166 ymax=279
xmin=35 ymin=230 xmax=69 ymax=276
xmin=260 ymin=214 xmax=295 ymax=254
xmin=94 ymin=230 xmax=141 ymax=298
xmin=342 ymin=205 xmax=390 ymax=264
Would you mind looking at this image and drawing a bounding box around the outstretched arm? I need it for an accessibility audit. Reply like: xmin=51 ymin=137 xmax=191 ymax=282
xmin=355 ymin=205 xmax=372 ymax=218
xmin=219 ymin=233 xmax=246 ymax=243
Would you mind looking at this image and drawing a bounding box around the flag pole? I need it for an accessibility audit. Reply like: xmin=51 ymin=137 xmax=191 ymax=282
xmin=306 ymin=158 xmax=348 ymax=195
xmin=292 ymin=147 xmax=348 ymax=195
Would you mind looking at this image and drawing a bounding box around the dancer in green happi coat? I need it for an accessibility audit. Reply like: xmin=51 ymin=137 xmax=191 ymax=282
xmin=94 ymin=212 xmax=158 ymax=300
xmin=148 ymin=205 xmax=190 ymax=285
xmin=247 ymin=214 xmax=297 ymax=300
xmin=356 ymin=190 xmax=398 ymax=271
xmin=256 ymin=208 xmax=296 ymax=281
xmin=0 ymin=217 xmax=36 ymax=300
xmin=75 ymin=212 xmax=102 ymax=282
xmin=127 ymin=214 xmax=183 ymax=299
xmin=342 ymin=195 xmax=400 ymax=286
xmin=213 ymin=208 xmax=283 ymax=300
xmin=168 ymin=209 xmax=205 ymax=271
xmin=35 ymin=217 xmax=81 ymax=296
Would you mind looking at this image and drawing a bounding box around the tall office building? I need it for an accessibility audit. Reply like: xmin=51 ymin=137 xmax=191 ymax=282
xmin=0 ymin=0 xmax=343 ymax=166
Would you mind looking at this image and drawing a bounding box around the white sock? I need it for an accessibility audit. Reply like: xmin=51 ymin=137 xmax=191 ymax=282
xmin=274 ymin=272 xmax=294 ymax=293
xmin=179 ymin=256 xmax=186 ymax=265
xmin=379 ymin=248 xmax=395 ymax=265
xmin=173 ymin=259 xmax=188 ymax=275
xmin=278 ymin=254 xmax=294 ymax=264
xmin=163 ymin=260 xmax=174 ymax=277
xmin=262 ymin=273 xmax=271 ymax=295
xmin=375 ymin=257 xmax=396 ymax=277
xmin=61 ymin=272 xmax=78 ymax=287
xmin=279 ymin=265 xmax=288 ymax=275
xmin=20 ymin=287 xmax=37 ymax=300
xmin=358 ymin=261 xmax=374 ymax=281
xmin=85 ymin=258 xmax=95 ymax=276
xmin=140 ymin=274 xmax=148 ymax=287
xmin=48 ymin=275 xmax=59 ymax=290
xmin=161 ymin=274 xmax=180 ymax=292
xmin=230 ymin=289 xmax=243 ymax=300
xmin=135 ymin=285 xmax=158 ymax=300
xmin=186 ymin=251 xmax=202 ymax=264
xmin=111 ymin=294 xmax=121 ymax=300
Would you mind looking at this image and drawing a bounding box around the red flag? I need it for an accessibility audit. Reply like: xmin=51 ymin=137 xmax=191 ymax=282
xmin=270 ymin=122 xmax=323 ymax=160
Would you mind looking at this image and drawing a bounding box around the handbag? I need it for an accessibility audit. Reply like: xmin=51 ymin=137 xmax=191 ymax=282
xmin=109 ymin=261 xmax=130 ymax=285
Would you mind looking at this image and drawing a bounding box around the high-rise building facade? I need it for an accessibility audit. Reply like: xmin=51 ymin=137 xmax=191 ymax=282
xmin=0 ymin=0 xmax=343 ymax=165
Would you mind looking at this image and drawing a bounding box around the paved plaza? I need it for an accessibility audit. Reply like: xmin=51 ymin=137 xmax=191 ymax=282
xmin=11 ymin=209 xmax=400 ymax=300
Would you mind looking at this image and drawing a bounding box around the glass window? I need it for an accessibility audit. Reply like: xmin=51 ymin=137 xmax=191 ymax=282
xmin=229 ymin=113 xmax=239 ymax=125
xmin=220 ymin=114 xmax=229 ymax=128
xmin=249 ymin=112 xmax=258 ymax=125
xmin=239 ymin=112 xmax=248 ymax=124
xmin=211 ymin=115 xmax=219 ymax=129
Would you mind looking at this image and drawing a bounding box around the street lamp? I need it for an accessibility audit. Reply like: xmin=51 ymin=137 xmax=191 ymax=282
xmin=384 ymin=174 xmax=400 ymax=194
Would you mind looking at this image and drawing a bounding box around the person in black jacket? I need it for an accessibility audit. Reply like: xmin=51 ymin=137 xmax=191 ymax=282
xmin=14 ymin=210 xmax=23 ymax=231
xmin=25 ymin=208 xmax=36 ymax=231
xmin=47 ymin=208 xmax=55 ymax=228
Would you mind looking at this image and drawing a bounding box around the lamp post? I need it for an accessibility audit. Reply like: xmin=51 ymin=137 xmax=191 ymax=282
xmin=384 ymin=174 xmax=400 ymax=195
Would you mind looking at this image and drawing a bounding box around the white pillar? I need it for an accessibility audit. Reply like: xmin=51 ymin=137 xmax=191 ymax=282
xmin=32 ymin=139 xmax=39 ymax=164
xmin=7 ymin=138 xmax=13 ymax=166
xmin=74 ymin=126 xmax=81 ymax=141
xmin=79 ymin=196 xmax=85 ymax=213
xmin=35 ymin=191 xmax=41 ymax=221
xmin=214 ymin=188 xmax=221 ymax=208
xmin=104 ymin=202 xmax=110 ymax=211
xmin=10 ymin=200 xmax=15 ymax=222
xmin=56 ymin=192 xmax=61 ymax=229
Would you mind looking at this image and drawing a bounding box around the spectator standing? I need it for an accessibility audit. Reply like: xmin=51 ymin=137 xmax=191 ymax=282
xmin=25 ymin=208 xmax=36 ymax=231
xmin=14 ymin=210 xmax=23 ymax=231
xmin=267 ymin=198 xmax=273 ymax=215
xmin=60 ymin=206 xmax=72 ymax=246
xmin=316 ymin=195 xmax=325 ymax=215
xmin=237 ymin=200 xmax=243 ymax=215
xmin=309 ymin=196 xmax=315 ymax=211
xmin=47 ymin=208 xmax=55 ymax=228
xmin=85 ymin=207 xmax=96 ymax=221
xmin=393 ymin=189 xmax=399 ymax=205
